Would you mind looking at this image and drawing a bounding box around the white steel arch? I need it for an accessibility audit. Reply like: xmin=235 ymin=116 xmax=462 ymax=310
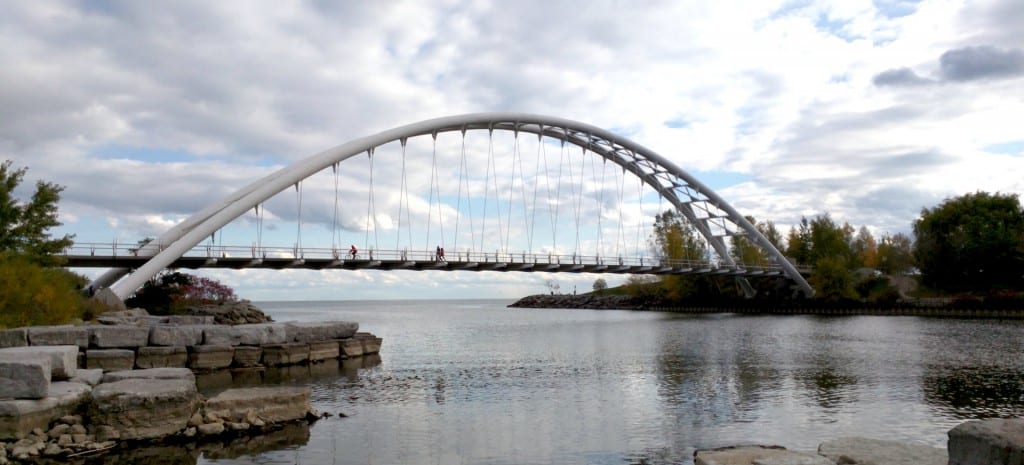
xmin=95 ymin=113 xmax=814 ymax=300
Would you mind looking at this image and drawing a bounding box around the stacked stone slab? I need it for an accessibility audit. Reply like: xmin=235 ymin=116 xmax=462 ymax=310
xmin=0 ymin=320 xmax=380 ymax=376
xmin=2 ymin=367 xmax=317 ymax=454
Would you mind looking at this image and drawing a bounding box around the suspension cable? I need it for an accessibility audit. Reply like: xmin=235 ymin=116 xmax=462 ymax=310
xmin=332 ymin=163 xmax=340 ymax=253
xmin=480 ymin=129 xmax=493 ymax=253
xmin=529 ymin=131 xmax=542 ymax=254
xmin=489 ymin=128 xmax=504 ymax=254
xmin=616 ymin=162 xmax=627 ymax=259
xmin=295 ymin=181 xmax=303 ymax=256
xmin=426 ymin=133 xmax=438 ymax=251
xmin=397 ymin=139 xmax=412 ymax=252
xmin=454 ymin=130 xmax=468 ymax=252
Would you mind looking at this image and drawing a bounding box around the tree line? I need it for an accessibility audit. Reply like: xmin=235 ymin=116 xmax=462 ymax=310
xmin=632 ymin=191 xmax=1024 ymax=303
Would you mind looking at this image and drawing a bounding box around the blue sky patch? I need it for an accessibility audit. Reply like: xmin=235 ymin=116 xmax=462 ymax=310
xmin=984 ymin=140 xmax=1024 ymax=155
xmin=663 ymin=117 xmax=690 ymax=129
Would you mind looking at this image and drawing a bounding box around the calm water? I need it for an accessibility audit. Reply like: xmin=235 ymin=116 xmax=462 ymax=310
xmin=107 ymin=300 xmax=1024 ymax=464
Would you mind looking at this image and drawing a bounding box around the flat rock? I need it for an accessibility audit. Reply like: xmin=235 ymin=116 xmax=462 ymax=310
xmin=88 ymin=325 xmax=150 ymax=348
xmin=102 ymin=367 xmax=195 ymax=384
xmin=235 ymin=323 xmax=287 ymax=346
xmin=0 ymin=359 xmax=50 ymax=399
xmin=136 ymin=346 xmax=188 ymax=368
xmin=695 ymin=445 xmax=833 ymax=465
xmin=69 ymin=368 xmax=103 ymax=387
xmin=0 ymin=345 xmax=78 ymax=380
xmin=188 ymin=345 xmax=234 ymax=370
xmin=148 ymin=325 xmax=204 ymax=347
xmin=818 ymin=437 xmax=946 ymax=465
xmin=262 ymin=343 xmax=309 ymax=366
xmin=86 ymin=349 xmax=135 ymax=372
xmin=309 ymin=341 xmax=340 ymax=361
xmin=165 ymin=315 xmax=215 ymax=325
xmin=339 ymin=338 xmax=364 ymax=358
xmin=203 ymin=326 xmax=240 ymax=346
xmin=88 ymin=378 xmax=199 ymax=440
xmin=232 ymin=346 xmax=262 ymax=367
xmin=948 ymin=419 xmax=1024 ymax=465
xmin=27 ymin=326 xmax=89 ymax=349
xmin=354 ymin=333 xmax=383 ymax=354
xmin=204 ymin=386 xmax=310 ymax=424
xmin=0 ymin=328 xmax=28 ymax=348
xmin=286 ymin=321 xmax=358 ymax=343
xmin=0 ymin=382 xmax=91 ymax=440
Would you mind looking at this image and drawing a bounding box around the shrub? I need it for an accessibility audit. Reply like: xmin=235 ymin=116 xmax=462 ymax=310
xmin=0 ymin=254 xmax=101 ymax=328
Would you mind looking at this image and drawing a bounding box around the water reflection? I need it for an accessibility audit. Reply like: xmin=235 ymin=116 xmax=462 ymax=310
xmin=195 ymin=355 xmax=382 ymax=396
xmin=923 ymin=366 xmax=1024 ymax=418
xmin=36 ymin=422 xmax=311 ymax=465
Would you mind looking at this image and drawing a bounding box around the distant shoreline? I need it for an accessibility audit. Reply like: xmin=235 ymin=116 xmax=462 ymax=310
xmin=507 ymin=293 xmax=1024 ymax=318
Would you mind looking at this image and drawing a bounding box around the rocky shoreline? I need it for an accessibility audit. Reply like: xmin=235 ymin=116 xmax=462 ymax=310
xmin=692 ymin=418 xmax=1023 ymax=464
xmin=0 ymin=303 xmax=382 ymax=463
xmin=508 ymin=294 xmax=1024 ymax=318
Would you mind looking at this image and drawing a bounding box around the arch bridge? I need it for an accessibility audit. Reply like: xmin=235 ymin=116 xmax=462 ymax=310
xmin=86 ymin=113 xmax=814 ymax=303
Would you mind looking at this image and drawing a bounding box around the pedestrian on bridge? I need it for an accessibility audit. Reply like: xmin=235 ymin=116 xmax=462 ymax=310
xmin=349 ymin=245 xmax=357 ymax=260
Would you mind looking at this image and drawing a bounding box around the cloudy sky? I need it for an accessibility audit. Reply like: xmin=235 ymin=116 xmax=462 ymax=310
xmin=2 ymin=0 xmax=1022 ymax=301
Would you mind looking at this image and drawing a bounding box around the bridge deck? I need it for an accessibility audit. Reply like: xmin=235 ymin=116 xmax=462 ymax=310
xmin=63 ymin=255 xmax=790 ymax=277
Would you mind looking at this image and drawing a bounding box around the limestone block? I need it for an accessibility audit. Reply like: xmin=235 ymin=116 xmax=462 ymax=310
xmin=948 ymin=419 xmax=1024 ymax=465
xmin=69 ymin=368 xmax=103 ymax=387
xmin=818 ymin=437 xmax=946 ymax=465
xmin=355 ymin=333 xmax=383 ymax=354
xmin=0 ymin=345 xmax=78 ymax=380
xmin=0 ymin=359 xmax=50 ymax=400
xmin=308 ymin=341 xmax=340 ymax=362
xmin=0 ymin=382 xmax=91 ymax=440
xmin=165 ymin=315 xmax=215 ymax=325
xmin=204 ymin=386 xmax=311 ymax=424
xmin=235 ymin=323 xmax=288 ymax=346
xmin=102 ymin=367 xmax=195 ymax=384
xmin=27 ymin=326 xmax=88 ymax=349
xmin=695 ymin=445 xmax=833 ymax=465
xmin=189 ymin=345 xmax=234 ymax=370
xmin=203 ymin=326 xmax=240 ymax=346
xmin=148 ymin=325 xmax=204 ymax=347
xmin=136 ymin=346 xmax=188 ymax=369
xmin=339 ymin=338 xmax=364 ymax=358
xmin=232 ymin=346 xmax=262 ymax=367
xmin=86 ymin=349 xmax=135 ymax=372
xmin=286 ymin=321 xmax=358 ymax=343
xmin=0 ymin=328 xmax=28 ymax=348
xmin=88 ymin=378 xmax=199 ymax=440
xmin=88 ymin=326 xmax=150 ymax=348
xmin=261 ymin=343 xmax=309 ymax=366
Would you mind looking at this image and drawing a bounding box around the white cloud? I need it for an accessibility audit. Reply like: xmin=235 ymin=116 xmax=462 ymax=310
xmin=2 ymin=0 xmax=1021 ymax=299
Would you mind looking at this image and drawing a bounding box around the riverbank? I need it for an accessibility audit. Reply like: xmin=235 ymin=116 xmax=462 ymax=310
xmin=508 ymin=293 xmax=1024 ymax=318
xmin=0 ymin=303 xmax=383 ymax=463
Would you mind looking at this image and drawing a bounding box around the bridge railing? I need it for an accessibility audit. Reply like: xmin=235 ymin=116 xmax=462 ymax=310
xmin=62 ymin=242 xmax=809 ymax=273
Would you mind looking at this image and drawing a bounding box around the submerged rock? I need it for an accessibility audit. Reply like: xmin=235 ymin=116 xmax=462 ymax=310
xmin=695 ymin=445 xmax=832 ymax=465
xmin=818 ymin=437 xmax=946 ymax=465
xmin=948 ymin=418 xmax=1024 ymax=465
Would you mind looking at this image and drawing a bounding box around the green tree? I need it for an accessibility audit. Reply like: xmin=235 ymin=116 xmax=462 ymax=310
xmin=0 ymin=161 xmax=74 ymax=264
xmin=649 ymin=210 xmax=715 ymax=300
xmin=730 ymin=216 xmax=770 ymax=265
xmin=851 ymin=226 xmax=879 ymax=269
xmin=913 ymin=192 xmax=1024 ymax=291
xmin=785 ymin=217 xmax=812 ymax=265
xmin=876 ymin=233 xmax=914 ymax=275
xmin=592 ymin=278 xmax=608 ymax=293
